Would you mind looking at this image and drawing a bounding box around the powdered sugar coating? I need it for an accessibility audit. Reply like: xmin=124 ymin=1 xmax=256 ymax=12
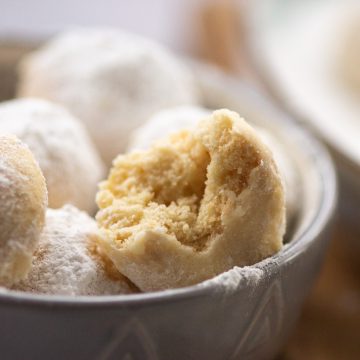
xmin=0 ymin=134 xmax=47 ymax=285
xmin=14 ymin=205 xmax=135 ymax=296
xmin=0 ymin=98 xmax=105 ymax=213
xmin=127 ymin=106 xmax=210 ymax=152
xmin=18 ymin=28 xmax=199 ymax=164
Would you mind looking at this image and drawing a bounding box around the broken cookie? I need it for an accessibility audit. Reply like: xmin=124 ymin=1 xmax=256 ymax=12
xmin=96 ymin=109 xmax=285 ymax=291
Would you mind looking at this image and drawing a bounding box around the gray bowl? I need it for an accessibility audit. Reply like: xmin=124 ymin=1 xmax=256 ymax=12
xmin=0 ymin=54 xmax=336 ymax=360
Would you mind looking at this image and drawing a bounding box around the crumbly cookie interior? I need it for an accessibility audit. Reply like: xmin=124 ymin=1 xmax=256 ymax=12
xmin=97 ymin=111 xmax=262 ymax=252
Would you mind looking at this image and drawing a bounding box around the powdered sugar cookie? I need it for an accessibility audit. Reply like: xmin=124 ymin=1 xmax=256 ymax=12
xmin=0 ymin=98 xmax=104 ymax=213
xmin=96 ymin=109 xmax=285 ymax=291
xmin=14 ymin=205 xmax=136 ymax=296
xmin=18 ymin=28 xmax=199 ymax=164
xmin=0 ymin=134 xmax=47 ymax=285
xmin=127 ymin=106 xmax=210 ymax=152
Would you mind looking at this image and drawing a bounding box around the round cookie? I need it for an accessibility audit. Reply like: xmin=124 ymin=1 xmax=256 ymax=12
xmin=18 ymin=28 xmax=199 ymax=164
xmin=0 ymin=98 xmax=105 ymax=213
xmin=127 ymin=106 xmax=210 ymax=152
xmin=14 ymin=205 xmax=137 ymax=296
xmin=0 ymin=134 xmax=47 ymax=285
xmin=96 ymin=109 xmax=285 ymax=292
xmin=127 ymin=106 xmax=299 ymax=224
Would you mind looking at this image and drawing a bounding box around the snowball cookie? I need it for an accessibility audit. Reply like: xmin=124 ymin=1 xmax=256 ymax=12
xmin=17 ymin=29 xmax=199 ymax=165
xmin=96 ymin=109 xmax=285 ymax=292
xmin=14 ymin=205 xmax=137 ymax=296
xmin=127 ymin=106 xmax=298 ymax=224
xmin=127 ymin=106 xmax=210 ymax=152
xmin=0 ymin=134 xmax=47 ymax=285
xmin=0 ymin=98 xmax=105 ymax=213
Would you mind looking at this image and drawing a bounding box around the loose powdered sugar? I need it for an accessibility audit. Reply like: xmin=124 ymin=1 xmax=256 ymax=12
xmin=198 ymin=266 xmax=264 ymax=295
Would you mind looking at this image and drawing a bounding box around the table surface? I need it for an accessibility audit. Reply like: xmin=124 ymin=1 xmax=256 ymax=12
xmin=278 ymin=222 xmax=360 ymax=360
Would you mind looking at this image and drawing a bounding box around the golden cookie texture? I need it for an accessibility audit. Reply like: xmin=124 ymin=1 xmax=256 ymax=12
xmin=96 ymin=109 xmax=285 ymax=291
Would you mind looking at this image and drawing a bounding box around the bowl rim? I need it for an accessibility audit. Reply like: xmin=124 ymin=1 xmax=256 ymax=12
xmin=0 ymin=66 xmax=337 ymax=309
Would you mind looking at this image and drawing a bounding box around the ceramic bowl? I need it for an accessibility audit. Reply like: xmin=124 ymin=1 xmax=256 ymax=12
xmin=0 ymin=45 xmax=337 ymax=360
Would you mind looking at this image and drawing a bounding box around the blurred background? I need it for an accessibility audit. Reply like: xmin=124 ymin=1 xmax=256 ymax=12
xmin=1 ymin=0 xmax=359 ymax=358
xmin=0 ymin=0 xmax=250 ymax=72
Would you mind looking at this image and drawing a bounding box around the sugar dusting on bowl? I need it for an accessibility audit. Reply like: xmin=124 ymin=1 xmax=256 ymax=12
xmin=198 ymin=266 xmax=264 ymax=295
